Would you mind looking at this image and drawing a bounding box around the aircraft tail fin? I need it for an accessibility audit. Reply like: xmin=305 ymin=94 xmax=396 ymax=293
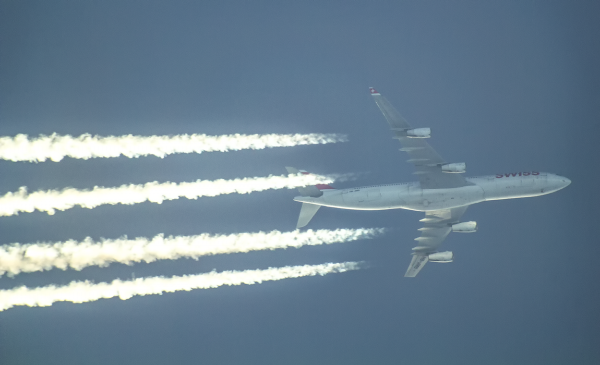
xmin=296 ymin=203 xmax=321 ymax=229
xmin=286 ymin=167 xmax=331 ymax=229
xmin=285 ymin=166 xmax=335 ymax=197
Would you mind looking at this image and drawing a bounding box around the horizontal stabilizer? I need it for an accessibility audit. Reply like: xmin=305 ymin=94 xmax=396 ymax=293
xmin=297 ymin=203 xmax=321 ymax=229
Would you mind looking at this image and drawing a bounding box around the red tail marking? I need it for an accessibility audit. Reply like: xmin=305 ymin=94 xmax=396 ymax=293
xmin=299 ymin=171 xmax=334 ymax=190
xmin=316 ymin=184 xmax=335 ymax=190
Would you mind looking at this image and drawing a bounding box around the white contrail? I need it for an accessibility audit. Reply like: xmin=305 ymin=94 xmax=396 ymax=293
xmin=0 ymin=261 xmax=361 ymax=311
xmin=0 ymin=228 xmax=384 ymax=276
xmin=0 ymin=133 xmax=347 ymax=162
xmin=0 ymin=173 xmax=345 ymax=216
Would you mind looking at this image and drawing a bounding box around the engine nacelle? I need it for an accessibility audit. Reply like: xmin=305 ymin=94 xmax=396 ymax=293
xmin=428 ymin=251 xmax=453 ymax=263
xmin=406 ymin=128 xmax=431 ymax=138
xmin=442 ymin=162 xmax=466 ymax=173
xmin=451 ymin=221 xmax=477 ymax=233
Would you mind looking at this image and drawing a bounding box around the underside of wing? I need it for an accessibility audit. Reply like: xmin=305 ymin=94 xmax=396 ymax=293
xmin=405 ymin=206 xmax=469 ymax=277
xmin=405 ymin=254 xmax=429 ymax=277
xmin=369 ymin=88 xmax=470 ymax=189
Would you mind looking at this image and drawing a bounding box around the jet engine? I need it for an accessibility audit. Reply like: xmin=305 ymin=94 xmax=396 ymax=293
xmin=442 ymin=162 xmax=466 ymax=173
xmin=451 ymin=221 xmax=477 ymax=233
xmin=406 ymin=128 xmax=431 ymax=138
xmin=428 ymin=251 xmax=453 ymax=263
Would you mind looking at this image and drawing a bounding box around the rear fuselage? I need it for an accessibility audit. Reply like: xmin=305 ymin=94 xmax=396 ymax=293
xmin=295 ymin=172 xmax=571 ymax=212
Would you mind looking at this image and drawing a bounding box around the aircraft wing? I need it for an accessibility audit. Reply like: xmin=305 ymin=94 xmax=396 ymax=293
xmin=405 ymin=206 xmax=468 ymax=277
xmin=369 ymin=87 xmax=469 ymax=189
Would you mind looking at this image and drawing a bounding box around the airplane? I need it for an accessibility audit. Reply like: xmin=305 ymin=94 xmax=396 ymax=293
xmin=288 ymin=87 xmax=571 ymax=277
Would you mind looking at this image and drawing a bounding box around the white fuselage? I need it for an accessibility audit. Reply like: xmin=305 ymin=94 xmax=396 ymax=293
xmin=295 ymin=172 xmax=571 ymax=212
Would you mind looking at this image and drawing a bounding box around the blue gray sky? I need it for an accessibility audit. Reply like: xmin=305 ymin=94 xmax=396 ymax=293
xmin=1 ymin=1 xmax=599 ymax=364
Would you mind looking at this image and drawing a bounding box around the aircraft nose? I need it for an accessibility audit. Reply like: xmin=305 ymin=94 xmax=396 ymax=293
xmin=553 ymin=175 xmax=571 ymax=190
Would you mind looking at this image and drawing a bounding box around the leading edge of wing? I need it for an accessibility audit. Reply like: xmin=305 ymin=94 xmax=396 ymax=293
xmin=369 ymin=87 xmax=469 ymax=189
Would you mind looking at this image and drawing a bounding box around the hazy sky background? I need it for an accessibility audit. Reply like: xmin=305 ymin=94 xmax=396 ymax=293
xmin=1 ymin=1 xmax=599 ymax=364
